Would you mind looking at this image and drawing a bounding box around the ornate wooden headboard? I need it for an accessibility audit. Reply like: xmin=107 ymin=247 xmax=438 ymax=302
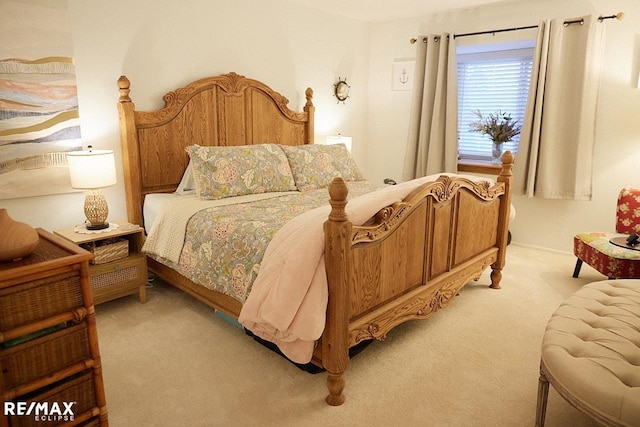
xmin=117 ymin=72 xmax=315 ymax=227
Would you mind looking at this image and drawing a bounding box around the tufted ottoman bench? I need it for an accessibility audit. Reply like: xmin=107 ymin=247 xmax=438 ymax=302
xmin=535 ymin=279 xmax=640 ymax=427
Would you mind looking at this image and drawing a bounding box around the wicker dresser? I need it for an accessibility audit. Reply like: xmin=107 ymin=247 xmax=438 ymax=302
xmin=0 ymin=229 xmax=108 ymax=426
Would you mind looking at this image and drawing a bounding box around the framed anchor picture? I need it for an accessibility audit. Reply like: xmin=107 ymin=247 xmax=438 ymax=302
xmin=392 ymin=60 xmax=415 ymax=91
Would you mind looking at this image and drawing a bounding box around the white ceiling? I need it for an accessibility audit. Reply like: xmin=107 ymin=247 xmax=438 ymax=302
xmin=284 ymin=0 xmax=519 ymax=22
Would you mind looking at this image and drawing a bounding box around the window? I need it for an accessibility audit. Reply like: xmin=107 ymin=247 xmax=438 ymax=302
xmin=457 ymin=42 xmax=534 ymax=162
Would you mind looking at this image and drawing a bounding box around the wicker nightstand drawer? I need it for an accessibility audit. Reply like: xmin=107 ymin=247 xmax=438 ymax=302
xmin=90 ymin=254 xmax=147 ymax=305
xmin=0 ymin=271 xmax=83 ymax=332
xmin=1 ymin=323 xmax=91 ymax=390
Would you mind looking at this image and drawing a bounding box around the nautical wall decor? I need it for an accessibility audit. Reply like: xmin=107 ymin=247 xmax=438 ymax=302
xmin=392 ymin=60 xmax=415 ymax=91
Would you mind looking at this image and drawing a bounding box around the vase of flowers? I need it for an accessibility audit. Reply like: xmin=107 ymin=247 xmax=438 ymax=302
xmin=469 ymin=110 xmax=521 ymax=163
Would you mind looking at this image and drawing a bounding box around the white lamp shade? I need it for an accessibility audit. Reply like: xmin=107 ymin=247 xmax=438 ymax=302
xmin=325 ymin=135 xmax=352 ymax=152
xmin=67 ymin=149 xmax=117 ymax=189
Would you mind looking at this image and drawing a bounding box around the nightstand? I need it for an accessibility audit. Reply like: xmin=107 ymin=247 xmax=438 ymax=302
xmin=54 ymin=221 xmax=147 ymax=305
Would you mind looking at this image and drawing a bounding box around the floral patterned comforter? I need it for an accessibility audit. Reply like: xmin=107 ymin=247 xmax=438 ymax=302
xmin=147 ymin=181 xmax=382 ymax=303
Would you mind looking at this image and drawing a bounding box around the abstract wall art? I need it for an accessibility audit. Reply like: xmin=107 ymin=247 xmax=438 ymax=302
xmin=0 ymin=0 xmax=81 ymax=200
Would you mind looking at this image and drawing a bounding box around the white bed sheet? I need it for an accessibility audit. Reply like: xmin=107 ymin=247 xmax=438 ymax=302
xmin=143 ymin=192 xmax=190 ymax=233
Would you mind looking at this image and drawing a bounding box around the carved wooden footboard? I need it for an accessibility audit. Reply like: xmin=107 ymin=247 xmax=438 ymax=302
xmin=322 ymin=152 xmax=513 ymax=405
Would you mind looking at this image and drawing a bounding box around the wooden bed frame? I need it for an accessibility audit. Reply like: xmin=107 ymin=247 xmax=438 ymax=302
xmin=117 ymin=72 xmax=513 ymax=406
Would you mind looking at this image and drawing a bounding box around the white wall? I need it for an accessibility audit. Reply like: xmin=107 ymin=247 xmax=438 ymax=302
xmin=0 ymin=0 xmax=370 ymax=232
xmin=366 ymin=0 xmax=640 ymax=253
xmin=3 ymin=0 xmax=639 ymax=254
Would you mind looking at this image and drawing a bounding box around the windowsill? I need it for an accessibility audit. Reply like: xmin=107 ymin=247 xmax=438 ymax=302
xmin=457 ymin=160 xmax=502 ymax=176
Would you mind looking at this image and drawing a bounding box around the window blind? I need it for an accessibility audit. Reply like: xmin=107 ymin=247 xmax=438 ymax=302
xmin=457 ymin=47 xmax=534 ymax=161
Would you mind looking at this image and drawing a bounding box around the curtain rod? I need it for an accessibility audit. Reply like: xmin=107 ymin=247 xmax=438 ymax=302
xmin=564 ymin=11 xmax=624 ymax=27
xmin=409 ymin=11 xmax=624 ymax=44
xmin=454 ymin=24 xmax=537 ymax=39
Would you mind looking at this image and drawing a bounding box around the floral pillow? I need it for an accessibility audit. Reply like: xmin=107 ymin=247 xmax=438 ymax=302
xmin=280 ymin=143 xmax=364 ymax=192
xmin=185 ymin=144 xmax=296 ymax=199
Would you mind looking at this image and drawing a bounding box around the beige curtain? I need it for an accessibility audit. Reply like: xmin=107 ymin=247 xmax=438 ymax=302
xmin=514 ymin=15 xmax=605 ymax=200
xmin=403 ymin=34 xmax=458 ymax=180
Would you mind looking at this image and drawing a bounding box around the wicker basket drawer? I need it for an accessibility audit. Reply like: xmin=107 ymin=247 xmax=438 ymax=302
xmin=92 ymin=259 xmax=141 ymax=291
xmin=5 ymin=371 xmax=97 ymax=427
xmin=0 ymin=271 xmax=84 ymax=332
xmin=1 ymin=323 xmax=91 ymax=390
xmin=82 ymin=238 xmax=128 ymax=265
xmin=90 ymin=255 xmax=146 ymax=305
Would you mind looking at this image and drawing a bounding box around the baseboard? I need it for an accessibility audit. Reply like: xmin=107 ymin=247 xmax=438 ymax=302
xmin=510 ymin=241 xmax=573 ymax=256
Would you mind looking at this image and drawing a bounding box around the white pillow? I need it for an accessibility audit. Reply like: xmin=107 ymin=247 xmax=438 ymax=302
xmin=176 ymin=161 xmax=196 ymax=194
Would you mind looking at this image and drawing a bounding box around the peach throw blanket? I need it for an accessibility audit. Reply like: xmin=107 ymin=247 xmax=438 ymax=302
xmin=239 ymin=174 xmax=489 ymax=363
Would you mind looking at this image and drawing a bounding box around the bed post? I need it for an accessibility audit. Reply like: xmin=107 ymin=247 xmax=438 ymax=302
xmin=323 ymin=177 xmax=351 ymax=406
xmin=116 ymin=76 xmax=144 ymax=227
xmin=304 ymin=88 xmax=314 ymax=145
xmin=490 ymin=150 xmax=514 ymax=289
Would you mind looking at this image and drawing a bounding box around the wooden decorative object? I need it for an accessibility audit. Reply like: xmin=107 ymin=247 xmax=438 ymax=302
xmin=117 ymin=72 xmax=513 ymax=406
xmin=0 ymin=209 xmax=39 ymax=262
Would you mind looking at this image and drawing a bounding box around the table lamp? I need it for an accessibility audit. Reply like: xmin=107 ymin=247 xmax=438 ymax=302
xmin=66 ymin=146 xmax=117 ymax=230
xmin=325 ymin=134 xmax=352 ymax=152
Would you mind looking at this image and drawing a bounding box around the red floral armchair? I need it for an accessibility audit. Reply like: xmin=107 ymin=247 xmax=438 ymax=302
xmin=573 ymin=188 xmax=640 ymax=279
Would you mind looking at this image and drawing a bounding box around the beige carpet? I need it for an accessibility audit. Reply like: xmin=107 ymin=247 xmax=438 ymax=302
xmin=95 ymin=244 xmax=605 ymax=426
